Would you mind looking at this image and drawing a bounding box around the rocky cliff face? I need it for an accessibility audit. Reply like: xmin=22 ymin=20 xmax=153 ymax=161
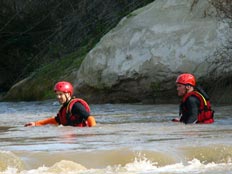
xmin=75 ymin=0 xmax=232 ymax=104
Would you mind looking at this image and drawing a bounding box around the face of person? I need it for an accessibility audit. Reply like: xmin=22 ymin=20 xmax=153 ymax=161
xmin=55 ymin=91 xmax=71 ymax=104
xmin=176 ymin=83 xmax=187 ymax=97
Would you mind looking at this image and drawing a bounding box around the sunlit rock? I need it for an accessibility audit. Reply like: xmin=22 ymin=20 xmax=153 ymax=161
xmin=76 ymin=0 xmax=231 ymax=103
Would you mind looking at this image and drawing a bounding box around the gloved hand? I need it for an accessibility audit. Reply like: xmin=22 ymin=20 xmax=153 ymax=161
xmin=171 ymin=118 xmax=180 ymax=122
xmin=24 ymin=122 xmax=36 ymax=127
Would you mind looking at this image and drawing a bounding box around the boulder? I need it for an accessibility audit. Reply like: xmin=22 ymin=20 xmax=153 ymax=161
xmin=75 ymin=0 xmax=231 ymax=103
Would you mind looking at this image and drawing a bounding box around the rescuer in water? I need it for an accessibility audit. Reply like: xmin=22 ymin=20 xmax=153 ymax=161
xmin=25 ymin=81 xmax=96 ymax=127
xmin=172 ymin=73 xmax=214 ymax=124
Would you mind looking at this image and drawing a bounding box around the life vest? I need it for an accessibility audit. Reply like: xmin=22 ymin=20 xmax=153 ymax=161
xmin=181 ymin=91 xmax=214 ymax=124
xmin=57 ymin=98 xmax=91 ymax=127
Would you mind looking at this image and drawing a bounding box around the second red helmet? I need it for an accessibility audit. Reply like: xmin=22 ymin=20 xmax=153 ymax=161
xmin=176 ymin=73 xmax=196 ymax=86
xmin=54 ymin=81 xmax=73 ymax=95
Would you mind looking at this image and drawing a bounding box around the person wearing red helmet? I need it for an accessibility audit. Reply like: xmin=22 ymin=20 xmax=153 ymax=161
xmin=24 ymin=81 xmax=96 ymax=127
xmin=172 ymin=73 xmax=214 ymax=124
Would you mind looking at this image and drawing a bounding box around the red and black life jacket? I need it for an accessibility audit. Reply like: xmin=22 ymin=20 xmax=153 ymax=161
xmin=57 ymin=98 xmax=91 ymax=127
xmin=181 ymin=91 xmax=214 ymax=124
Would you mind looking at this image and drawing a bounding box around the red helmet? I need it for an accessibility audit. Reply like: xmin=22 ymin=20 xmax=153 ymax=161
xmin=176 ymin=73 xmax=196 ymax=86
xmin=54 ymin=81 xmax=73 ymax=95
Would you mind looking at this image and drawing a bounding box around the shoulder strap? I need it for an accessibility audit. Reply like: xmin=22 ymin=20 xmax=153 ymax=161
xmin=66 ymin=99 xmax=75 ymax=115
xmin=194 ymin=91 xmax=207 ymax=106
xmin=65 ymin=99 xmax=75 ymax=125
xmin=183 ymin=91 xmax=207 ymax=110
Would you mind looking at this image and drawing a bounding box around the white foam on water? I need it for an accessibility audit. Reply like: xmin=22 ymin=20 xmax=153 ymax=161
xmin=2 ymin=158 xmax=232 ymax=174
xmin=124 ymin=157 xmax=232 ymax=174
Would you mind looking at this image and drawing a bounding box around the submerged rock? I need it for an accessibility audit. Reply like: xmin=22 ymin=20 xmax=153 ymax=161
xmin=48 ymin=160 xmax=86 ymax=173
xmin=0 ymin=151 xmax=25 ymax=172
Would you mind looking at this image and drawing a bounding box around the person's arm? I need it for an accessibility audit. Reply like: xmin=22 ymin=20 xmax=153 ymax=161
xmin=72 ymin=103 xmax=96 ymax=127
xmin=24 ymin=117 xmax=58 ymax=127
xmin=183 ymin=96 xmax=200 ymax=124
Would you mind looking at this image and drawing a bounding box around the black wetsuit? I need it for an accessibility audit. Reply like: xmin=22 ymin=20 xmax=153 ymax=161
xmin=71 ymin=102 xmax=90 ymax=121
xmin=179 ymin=95 xmax=200 ymax=124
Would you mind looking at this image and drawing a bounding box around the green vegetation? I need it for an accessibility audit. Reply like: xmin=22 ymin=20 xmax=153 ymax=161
xmin=0 ymin=0 xmax=155 ymax=97
xmin=24 ymin=43 xmax=95 ymax=100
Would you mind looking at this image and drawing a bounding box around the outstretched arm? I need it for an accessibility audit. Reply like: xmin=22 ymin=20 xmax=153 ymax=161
xmin=24 ymin=117 xmax=58 ymax=127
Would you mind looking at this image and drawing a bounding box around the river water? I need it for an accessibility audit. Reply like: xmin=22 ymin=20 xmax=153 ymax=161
xmin=0 ymin=101 xmax=232 ymax=174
